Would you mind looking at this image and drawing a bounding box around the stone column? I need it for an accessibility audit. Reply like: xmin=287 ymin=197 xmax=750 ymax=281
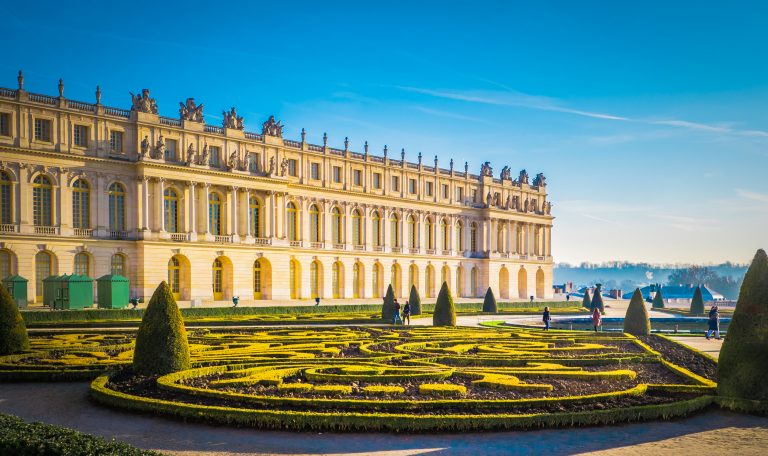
xmin=230 ymin=186 xmax=240 ymax=242
xmin=157 ymin=178 xmax=166 ymax=233
xmin=382 ymin=208 xmax=391 ymax=253
xmin=188 ymin=182 xmax=198 ymax=241
xmin=506 ymin=221 xmax=513 ymax=254
xmin=203 ymin=183 xmax=213 ymax=241
xmin=245 ymin=191 xmax=253 ymax=240
xmin=141 ymin=177 xmax=150 ymax=232
xmin=323 ymin=202 xmax=332 ymax=248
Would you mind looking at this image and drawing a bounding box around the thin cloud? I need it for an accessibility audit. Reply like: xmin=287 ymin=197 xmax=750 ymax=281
xmin=581 ymin=213 xmax=624 ymax=226
xmin=736 ymin=188 xmax=768 ymax=203
xmin=413 ymin=106 xmax=493 ymax=124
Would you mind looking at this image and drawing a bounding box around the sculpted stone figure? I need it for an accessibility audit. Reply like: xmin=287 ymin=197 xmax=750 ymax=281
xmin=533 ymin=172 xmax=547 ymax=187
xmin=228 ymin=151 xmax=239 ymax=170
xmin=155 ymin=135 xmax=166 ymax=159
xmin=199 ymin=143 xmax=209 ymax=166
xmin=524 ymin=199 xmax=529 ymax=213
xmin=179 ymin=98 xmax=204 ymax=122
xmin=262 ymin=115 xmax=284 ymax=137
xmin=280 ymin=158 xmax=288 ymax=177
xmin=222 ymin=107 xmax=245 ymax=130
xmin=185 ymin=143 xmax=195 ymax=166
xmin=140 ymin=136 xmax=150 ymax=159
xmin=500 ymin=166 xmax=511 ymax=180
xmin=268 ymin=156 xmax=276 ymax=175
xmin=505 ymin=195 xmax=511 ymax=209
xmin=130 ymin=89 xmax=158 ymax=114
xmin=518 ymin=169 xmax=529 ymax=185
xmin=486 ymin=192 xmax=492 ymax=207
xmin=545 ymin=201 xmax=552 ymax=215
xmin=480 ymin=161 xmax=493 ymax=177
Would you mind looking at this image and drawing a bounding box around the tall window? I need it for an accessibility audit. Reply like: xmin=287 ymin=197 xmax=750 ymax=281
xmin=212 ymin=258 xmax=223 ymax=300
xmin=74 ymin=252 xmax=89 ymax=276
xmin=109 ymin=131 xmax=123 ymax=153
xmin=287 ymin=159 xmax=297 ymax=176
xmin=209 ymin=192 xmax=222 ymax=235
xmin=168 ymin=257 xmax=181 ymax=299
xmin=407 ymin=215 xmax=417 ymax=249
xmin=71 ymin=179 xmax=90 ymax=229
xmin=310 ymin=261 xmax=320 ymax=298
xmin=441 ymin=219 xmax=450 ymax=250
xmin=209 ymin=146 xmax=220 ymax=167
xmin=33 ymin=175 xmax=52 ymax=226
xmin=0 ymin=113 xmax=9 ymax=136
xmin=310 ymin=163 xmax=320 ymax=180
xmin=391 ymin=175 xmax=400 ymax=191
xmin=390 ymin=214 xmax=400 ymax=247
xmin=253 ymin=260 xmax=262 ymax=299
xmin=289 ymin=260 xmax=299 ymax=299
xmin=353 ymin=170 xmax=362 ymax=186
xmin=0 ymin=171 xmax=12 ymax=224
xmin=110 ymin=254 xmax=125 ymax=276
xmin=73 ymin=125 xmax=88 ymax=147
xmin=163 ymin=188 xmax=179 ymax=233
xmin=391 ymin=264 xmax=400 ymax=297
xmin=371 ymin=211 xmax=381 ymax=247
xmin=249 ymin=197 xmax=261 ymax=238
xmin=331 ymin=207 xmax=343 ymax=244
xmin=372 ymin=173 xmax=381 ymax=189
xmin=332 ymin=166 xmax=342 ymax=183
xmin=352 ymin=209 xmax=362 ymax=246
xmin=108 ymin=183 xmax=125 ymax=231
xmin=286 ymin=202 xmax=298 ymax=242
xmin=34 ymin=119 xmax=51 ymax=142
xmin=35 ymin=251 xmax=51 ymax=301
xmin=309 ymin=204 xmax=320 ymax=242
xmin=164 ymin=138 xmax=177 ymax=161
xmin=470 ymin=267 xmax=478 ymax=297
xmin=0 ymin=250 xmax=12 ymax=279
xmin=457 ymin=222 xmax=465 ymax=251
xmin=352 ymin=262 xmax=361 ymax=298
xmin=332 ymin=262 xmax=342 ymax=298
xmin=372 ymin=263 xmax=381 ymax=298
xmin=470 ymin=222 xmax=478 ymax=252
xmin=425 ymin=218 xmax=434 ymax=250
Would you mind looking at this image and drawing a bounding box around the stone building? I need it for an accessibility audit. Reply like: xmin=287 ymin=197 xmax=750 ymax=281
xmin=0 ymin=73 xmax=554 ymax=304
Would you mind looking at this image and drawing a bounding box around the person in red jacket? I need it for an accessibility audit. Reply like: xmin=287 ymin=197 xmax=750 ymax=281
xmin=591 ymin=307 xmax=602 ymax=332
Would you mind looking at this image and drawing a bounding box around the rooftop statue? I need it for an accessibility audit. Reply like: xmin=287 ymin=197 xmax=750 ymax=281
xmin=518 ymin=169 xmax=529 ymax=185
xmin=199 ymin=143 xmax=209 ymax=166
xmin=140 ymin=136 xmax=150 ymax=159
xmin=179 ymin=98 xmax=204 ymax=122
xmin=500 ymin=166 xmax=511 ymax=180
xmin=223 ymin=107 xmax=245 ymax=130
xmin=262 ymin=115 xmax=284 ymax=137
xmin=185 ymin=143 xmax=195 ymax=166
xmin=130 ymin=89 xmax=158 ymax=114
xmin=533 ymin=172 xmax=547 ymax=187
xmin=480 ymin=161 xmax=493 ymax=177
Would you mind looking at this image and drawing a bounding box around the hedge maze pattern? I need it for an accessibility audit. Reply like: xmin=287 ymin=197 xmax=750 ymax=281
xmin=2 ymin=327 xmax=716 ymax=431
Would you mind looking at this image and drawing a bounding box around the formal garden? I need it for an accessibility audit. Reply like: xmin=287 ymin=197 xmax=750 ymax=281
xmin=0 ymin=250 xmax=767 ymax=453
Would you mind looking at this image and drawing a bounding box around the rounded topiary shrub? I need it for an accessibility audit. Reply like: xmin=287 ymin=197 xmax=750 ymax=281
xmin=592 ymin=284 xmax=605 ymax=313
xmin=133 ymin=281 xmax=190 ymax=376
xmin=582 ymin=289 xmax=592 ymax=309
xmin=381 ymin=284 xmax=397 ymax=323
xmin=408 ymin=284 xmax=422 ymax=316
xmin=652 ymin=287 xmax=665 ymax=309
xmin=623 ymin=288 xmax=650 ymax=336
xmin=433 ymin=282 xmax=456 ymax=326
xmin=718 ymin=249 xmax=768 ymax=410
xmin=690 ymin=286 xmax=705 ymax=315
xmin=482 ymin=287 xmax=497 ymax=313
xmin=0 ymin=285 xmax=29 ymax=355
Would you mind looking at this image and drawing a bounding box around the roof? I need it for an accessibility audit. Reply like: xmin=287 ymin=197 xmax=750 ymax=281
xmin=621 ymin=284 xmax=724 ymax=300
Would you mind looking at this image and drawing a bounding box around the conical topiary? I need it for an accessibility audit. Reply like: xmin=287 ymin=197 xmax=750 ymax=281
xmin=623 ymin=288 xmax=650 ymax=336
xmin=0 ymin=285 xmax=29 ymax=355
xmin=482 ymin=287 xmax=497 ymax=313
xmin=652 ymin=287 xmax=665 ymax=309
xmin=381 ymin=284 xmax=397 ymax=323
xmin=718 ymin=249 xmax=768 ymax=410
xmin=582 ymin=289 xmax=592 ymax=309
xmin=592 ymin=284 xmax=605 ymax=313
xmin=408 ymin=284 xmax=422 ymax=316
xmin=133 ymin=281 xmax=190 ymax=376
xmin=433 ymin=282 xmax=456 ymax=326
xmin=690 ymin=286 xmax=705 ymax=315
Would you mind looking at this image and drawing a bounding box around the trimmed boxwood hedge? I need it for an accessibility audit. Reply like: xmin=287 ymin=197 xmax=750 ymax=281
xmin=0 ymin=285 xmax=29 ymax=355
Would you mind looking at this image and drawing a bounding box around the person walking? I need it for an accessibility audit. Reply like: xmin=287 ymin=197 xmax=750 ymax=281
xmin=314 ymin=296 xmax=321 ymax=306
xmin=591 ymin=307 xmax=602 ymax=332
xmin=542 ymin=306 xmax=551 ymax=331
xmin=393 ymin=299 xmax=402 ymax=325
xmin=706 ymin=305 xmax=721 ymax=340
xmin=402 ymin=300 xmax=411 ymax=325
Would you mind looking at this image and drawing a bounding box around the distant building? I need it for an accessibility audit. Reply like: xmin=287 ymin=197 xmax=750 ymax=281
xmin=622 ymin=284 xmax=725 ymax=303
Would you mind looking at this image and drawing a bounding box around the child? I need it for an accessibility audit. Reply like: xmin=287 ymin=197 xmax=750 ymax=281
xmin=591 ymin=307 xmax=602 ymax=332
xmin=403 ymin=300 xmax=411 ymax=325
xmin=542 ymin=306 xmax=551 ymax=331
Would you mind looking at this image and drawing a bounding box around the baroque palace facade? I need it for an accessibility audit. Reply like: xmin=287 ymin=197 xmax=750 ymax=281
xmin=0 ymin=72 xmax=554 ymax=304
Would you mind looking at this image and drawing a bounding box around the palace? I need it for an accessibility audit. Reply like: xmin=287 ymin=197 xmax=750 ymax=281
xmin=0 ymin=72 xmax=554 ymax=304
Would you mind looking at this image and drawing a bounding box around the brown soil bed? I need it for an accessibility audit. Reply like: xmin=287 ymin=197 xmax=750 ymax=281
xmin=639 ymin=335 xmax=717 ymax=381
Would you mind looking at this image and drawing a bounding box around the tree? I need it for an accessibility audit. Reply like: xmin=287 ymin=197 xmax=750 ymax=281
xmin=482 ymin=287 xmax=497 ymax=313
xmin=433 ymin=282 xmax=456 ymax=326
xmin=408 ymin=285 xmax=422 ymax=316
xmin=690 ymin=286 xmax=705 ymax=315
xmin=718 ymin=249 xmax=768 ymax=409
xmin=133 ymin=281 xmax=191 ymax=376
xmin=0 ymin=285 xmax=29 ymax=355
xmin=381 ymin=284 xmax=397 ymax=323
xmin=581 ymin=289 xmax=592 ymax=309
xmin=592 ymin=284 xmax=605 ymax=313
xmin=623 ymin=288 xmax=650 ymax=336
xmin=652 ymin=287 xmax=665 ymax=309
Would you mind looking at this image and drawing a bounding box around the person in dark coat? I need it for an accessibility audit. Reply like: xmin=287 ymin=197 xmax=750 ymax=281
xmin=706 ymin=306 xmax=721 ymax=340
xmin=402 ymin=301 xmax=411 ymax=325
xmin=393 ymin=300 xmax=402 ymax=325
xmin=542 ymin=306 xmax=551 ymax=331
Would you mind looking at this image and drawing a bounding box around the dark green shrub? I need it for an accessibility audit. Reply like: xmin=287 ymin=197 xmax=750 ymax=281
xmin=592 ymin=284 xmax=605 ymax=313
xmin=652 ymin=287 xmax=665 ymax=309
xmin=582 ymin=290 xmax=592 ymax=309
xmin=133 ymin=282 xmax=190 ymax=376
xmin=718 ymin=249 xmax=768 ymax=406
xmin=381 ymin=284 xmax=397 ymax=323
xmin=623 ymin=288 xmax=650 ymax=336
xmin=433 ymin=282 xmax=456 ymax=326
xmin=690 ymin=286 xmax=705 ymax=315
xmin=0 ymin=285 xmax=29 ymax=355
xmin=482 ymin=287 xmax=497 ymax=313
xmin=408 ymin=285 xmax=422 ymax=316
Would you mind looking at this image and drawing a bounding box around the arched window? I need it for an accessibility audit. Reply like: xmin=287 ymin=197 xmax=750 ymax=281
xmin=289 ymin=259 xmax=299 ymax=299
xmin=441 ymin=219 xmax=449 ymax=251
xmin=456 ymin=221 xmax=465 ymax=251
xmin=164 ymin=188 xmax=179 ymax=233
xmin=390 ymin=214 xmax=400 ymax=248
xmin=470 ymin=266 xmax=478 ymax=297
xmin=35 ymin=251 xmax=52 ymax=301
xmin=408 ymin=264 xmax=418 ymax=291
xmin=0 ymin=171 xmax=12 ymax=224
xmin=372 ymin=263 xmax=382 ymax=298
xmin=72 ymin=179 xmax=90 ymax=229
xmin=209 ymin=192 xmax=222 ymax=235
xmin=249 ymin=197 xmax=261 ymax=238
xmin=33 ymin=175 xmax=53 ymax=226
xmin=441 ymin=265 xmax=449 ymax=288
xmin=407 ymin=215 xmax=417 ymax=249
xmin=309 ymin=205 xmax=320 ymax=243
xmin=110 ymin=254 xmax=125 ymax=276
xmin=0 ymin=249 xmax=13 ymax=278
xmin=352 ymin=209 xmax=362 ymax=246
xmin=168 ymin=257 xmax=181 ymax=299
xmin=74 ymin=252 xmax=89 ymax=276
xmin=332 ymin=262 xmax=342 ymax=298
xmin=108 ymin=183 xmax=125 ymax=231
xmin=425 ymin=218 xmax=434 ymax=250
xmin=470 ymin=222 xmax=478 ymax=252
xmin=352 ymin=262 xmax=362 ymax=298
xmin=310 ymin=260 xmax=320 ymax=298
xmin=253 ymin=260 xmax=263 ymax=299
xmin=426 ymin=265 xmax=435 ymax=298
xmin=212 ymin=258 xmax=223 ymax=300
xmin=371 ymin=211 xmax=381 ymax=247
xmin=331 ymin=207 xmax=343 ymax=244
xmin=456 ymin=266 xmax=464 ymax=298
xmin=391 ymin=264 xmax=400 ymax=297
xmin=287 ymin=202 xmax=298 ymax=242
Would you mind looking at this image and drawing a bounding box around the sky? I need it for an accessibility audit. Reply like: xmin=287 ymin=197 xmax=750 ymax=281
xmin=4 ymin=1 xmax=767 ymax=264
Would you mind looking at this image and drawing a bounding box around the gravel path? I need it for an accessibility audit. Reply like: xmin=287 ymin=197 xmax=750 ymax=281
xmin=1 ymin=382 xmax=767 ymax=455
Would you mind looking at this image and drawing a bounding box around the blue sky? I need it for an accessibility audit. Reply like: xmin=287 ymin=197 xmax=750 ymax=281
xmin=5 ymin=1 xmax=767 ymax=264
